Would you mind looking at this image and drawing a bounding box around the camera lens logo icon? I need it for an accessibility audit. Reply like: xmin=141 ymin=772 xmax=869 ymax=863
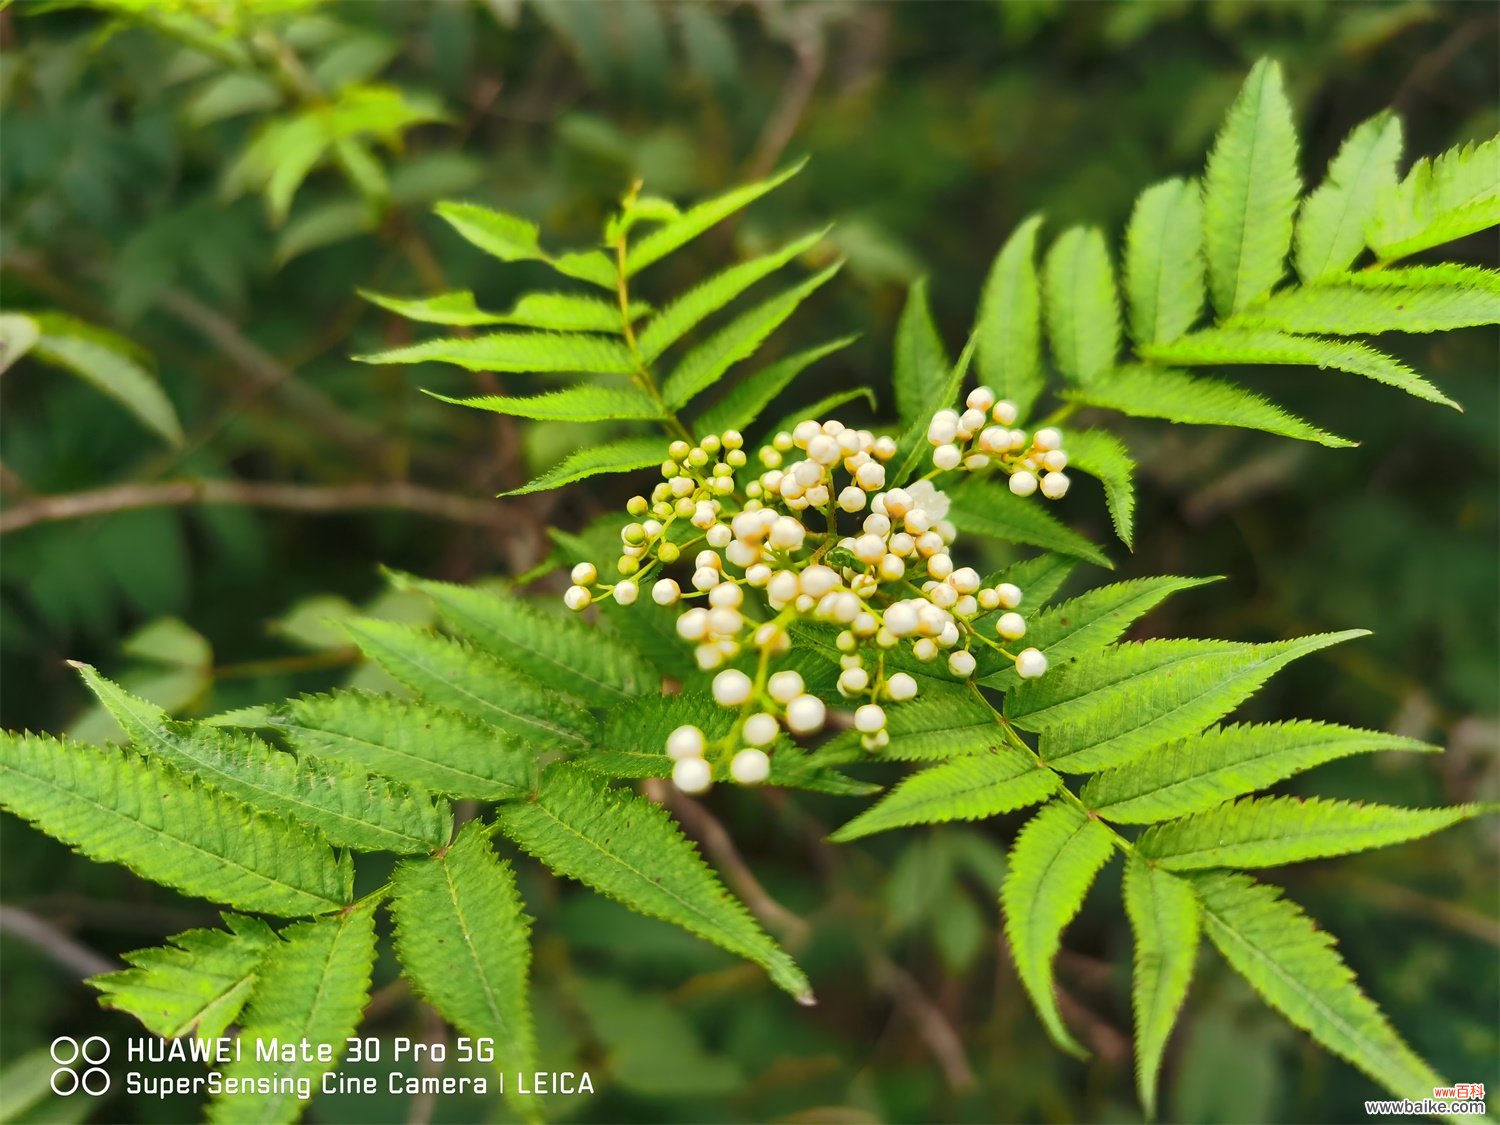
xmin=50 ymin=1036 xmax=111 ymax=1096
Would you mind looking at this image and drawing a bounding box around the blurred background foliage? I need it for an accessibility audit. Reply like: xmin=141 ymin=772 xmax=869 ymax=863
xmin=1 ymin=1 xmax=1496 ymax=1122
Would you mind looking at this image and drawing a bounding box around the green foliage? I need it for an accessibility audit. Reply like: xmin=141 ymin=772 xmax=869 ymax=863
xmin=892 ymin=277 xmax=953 ymax=430
xmin=1042 ymin=225 xmax=1121 ymax=384
xmin=1367 ymin=134 xmax=1500 ymax=261
xmin=1123 ymin=857 xmax=1201 ymax=1119
xmin=976 ymin=215 xmax=1046 ymax=418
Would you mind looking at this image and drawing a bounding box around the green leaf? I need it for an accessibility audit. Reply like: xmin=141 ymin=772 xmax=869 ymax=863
xmin=341 ymin=618 xmax=596 ymax=747
xmin=30 ymin=314 xmax=183 ymax=446
xmin=551 ymin=249 xmax=618 ymax=290
xmin=494 ymin=765 xmax=813 ymax=1003
xmin=1295 ymin=112 xmax=1403 ymax=281
xmin=0 ymin=731 xmax=351 ymax=917
xmin=91 ymin=914 xmax=278 ymax=1041
xmin=1240 ymin=265 xmax=1500 ymax=335
xmin=1202 ymin=59 xmax=1301 ymax=315
xmin=1368 ymin=134 xmax=1500 ymax=262
xmin=1001 ymin=801 xmax=1116 ymax=1056
xmin=360 ymin=289 xmax=507 ymax=326
xmin=1063 ymin=365 xmax=1355 ymax=447
xmin=637 ymin=227 xmax=829 ymax=361
xmin=892 ymin=331 xmax=976 ymax=485
xmin=1192 ymin=871 xmax=1444 ymax=1102
xmin=985 ymin=553 xmax=1078 ymax=611
xmin=208 ymin=903 xmax=377 ymax=1125
xmin=892 ymin=277 xmax=953 ymax=431
xmin=626 ymin=159 xmax=806 ymax=275
xmin=830 ymin=747 xmax=1058 ymax=841
xmin=1123 ymin=856 xmax=1201 ymax=1119
xmin=1042 ymin=226 xmax=1121 ymax=384
xmin=760 ymin=386 xmax=878 ymax=439
xmin=0 ymin=312 xmax=40 ymax=373
xmin=1138 ymin=796 xmax=1479 ymax=870
xmin=493 ymin=292 xmax=648 ymax=333
xmin=1124 ymin=178 xmax=1205 ymax=346
xmin=391 ymin=823 xmax=537 ymax=1092
xmin=976 ymin=215 xmax=1046 ymax=419
xmin=662 ymin=263 xmax=841 ymax=408
xmin=948 ymin=480 xmax=1112 ymax=568
xmin=391 ymin=574 xmax=657 ymax=702
xmin=424 ymin=384 xmax=662 ymax=422
xmin=980 ymin=576 xmax=1218 ymax=689
xmin=354 ymin=331 xmax=636 ymax=375
xmin=692 ymin=336 xmax=857 ymax=437
xmin=278 ymin=692 xmax=537 ymax=800
xmin=434 ymin=200 xmax=545 ymax=262
xmin=503 ymin=435 xmax=667 ymax=497
xmin=1082 ymin=720 xmax=1439 ymax=824
xmin=1004 ymin=630 xmax=1366 ymax=774
xmin=76 ymin=665 xmax=451 ymax=855
xmin=1144 ymin=327 xmax=1458 ymax=410
xmin=818 ymin=688 xmax=1001 ymax=763
xmin=1063 ymin=428 xmax=1136 ymax=547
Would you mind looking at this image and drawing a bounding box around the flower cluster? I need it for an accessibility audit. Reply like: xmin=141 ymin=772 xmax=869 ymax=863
xmin=564 ymin=389 xmax=1066 ymax=794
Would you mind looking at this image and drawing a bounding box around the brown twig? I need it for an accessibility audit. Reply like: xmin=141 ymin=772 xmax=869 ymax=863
xmin=0 ymin=478 xmax=504 ymax=535
xmin=866 ymin=953 xmax=978 ymax=1091
xmin=0 ymin=905 xmax=117 ymax=979
xmin=745 ymin=6 xmax=827 ymax=181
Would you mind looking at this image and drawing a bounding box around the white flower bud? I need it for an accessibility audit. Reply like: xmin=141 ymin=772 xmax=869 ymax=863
xmin=745 ymin=563 xmax=773 ymax=587
xmin=768 ymin=516 xmax=806 ymax=550
xmin=708 ymin=582 xmax=743 ymax=608
xmin=564 ymin=585 xmax=591 ymax=611
xmin=792 ymin=459 xmax=823 ymax=488
xmin=964 ymin=454 xmax=990 ymax=471
xmin=1034 ymin=427 xmax=1062 ymax=451
xmin=927 ymin=410 xmax=959 ymax=445
xmin=652 ymin=579 xmax=681 ymax=606
xmin=713 ymin=669 xmax=753 ymax=707
xmin=955 ymin=594 xmax=979 ymax=617
xmin=838 ymin=667 xmax=870 ymax=695
xmin=855 ymin=461 xmax=886 ymax=491
xmin=1009 ymin=470 xmax=1038 ymax=497
xmin=785 ymin=693 xmax=826 ymax=734
xmin=853 ymin=611 xmax=878 ymax=636
xmin=676 ymin=607 xmax=710 ymax=641
xmin=886 ymin=672 xmax=919 ymax=701
xmin=672 ymin=756 xmax=713 ymax=794
xmin=730 ymin=748 xmax=771 ymax=785
xmin=1043 ymin=449 xmax=1069 ymax=472
xmin=996 ymin=582 xmax=1022 ymax=608
xmin=692 ymin=567 xmax=721 ymax=592
xmin=767 ymin=570 xmax=800 ymax=605
xmin=571 ymin=562 xmax=597 ymax=586
xmin=792 ymin=420 xmax=821 ymax=447
xmin=708 ymin=607 xmax=742 ymax=636
xmin=878 ymin=554 xmax=906 ymax=582
xmin=929 ymin=582 xmax=958 ymax=609
xmin=885 ymin=602 xmax=919 ymax=636
xmin=960 ymin=407 xmax=986 ymax=434
xmin=948 ymin=650 xmax=976 ymax=677
xmin=725 ymin=539 xmax=759 ymax=568
xmin=854 ymin=704 xmax=886 ymax=733
xmin=862 ymin=512 xmax=891 ymax=537
xmin=883 ymin=488 xmax=912 ymax=517
xmin=853 ymin=534 xmax=886 ymax=565
xmin=993 ymin=400 xmax=1019 ymax=425
xmin=743 ymin=713 xmax=779 ymax=747
xmin=838 ymin=486 xmax=868 ymax=512
xmin=927 ymin=553 xmax=954 ymax=580
xmin=614 ymin=580 xmax=638 ymax=606
xmin=706 ymin=523 xmax=733 ymax=547
xmin=938 ymin=621 xmax=960 ymax=647
xmin=1041 ymin=471 xmax=1071 ymax=500
xmin=997 ymin=612 xmax=1027 ymax=640
xmin=667 ymin=725 xmax=705 ymax=760
xmin=873 ymin=435 xmax=898 ymax=459
xmin=1015 ymin=647 xmax=1048 ymax=679
xmin=767 ymin=670 xmax=805 ymax=704
xmin=967 ymin=386 xmax=996 ymax=412
xmin=933 ymin=444 xmax=962 ymax=471
xmin=807 ymin=434 xmax=841 ymax=466
xmin=800 ymin=565 xmax=839 ymax=598
xmin=913 ymin=637 xmax=939 ymax=661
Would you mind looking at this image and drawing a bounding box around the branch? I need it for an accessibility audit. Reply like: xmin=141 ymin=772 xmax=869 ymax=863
xmin=0 ymin=478 xmax=504 ymax=535
xmin=0 ymin=905 xmax=117 ymax=979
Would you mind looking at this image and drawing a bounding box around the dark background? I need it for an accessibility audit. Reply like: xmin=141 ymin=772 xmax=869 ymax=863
xmin=2 ymin=2 xmax=1496 ymax=1122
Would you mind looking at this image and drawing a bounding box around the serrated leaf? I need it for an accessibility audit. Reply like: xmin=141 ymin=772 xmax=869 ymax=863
xmin=1203 ymin=59 xmax=1301 ymax=315
xmin=985 ymin=553 xmax=1078 ymax=610
xmin=391 ymin=823 xmax=536 ymax=1098
xmin=91 ymin=914 xmax=278 ymax=1041
xmin=0 ymin=731 xmax=351 ymax=917
xmin=1001 ymin=801 xmax=1116 ymax=1057
xmin=980 ymin=576 xmax=1217 ymax=688
xmin=977 ymin=215 xmax=1046 ymax=419
xmin=830 ymin=747 xmax=1057 ymax=841
xmin=892 ymin=277 xmax=953 ymax=431
xmin=1004 ymin=630 xmax=1366 ymax=774
xmin=434 ymin=201 xmax=544 ymax=262
xmin=1368 ymin=134 xmax=1500 ymax=262
xmin=494 ymin=764 xmax=812 ymax=1002
xmin=1042 ymin=226 xmax=1121 ymax=384
xmin=1192 ymin=871 xmax=1444 ymax=1101
xmin=361 ymin=289 xmax=508 ymax=326
xmin=1123 ymin=856 xmax=1200 ymax=1119
xmin=638 ymin=227 xmax=829 ymax=362
xmin=817 ymin=688 xmax=1001 ymax=763
xmin=662 ymin=263 xmax=841 ymax=408
xmin=626 ymin=160 xmax=805 ymax=275
xmin=209 ymin=903 xmax=377 ymax=1125
xmin=498 ymin=292 xmax=648 ymax=332
xmin=948 ymin=480 xmax=1111 ymax=568
xmin=1144 ymin=327 xmax=1458 ymax=409
xmin=1240 ymin=265 xmax=1500 ymax=335
xmin=503 ymin=435 xmax=666 ymax=497
xmin=1125 ymin=178 xmax=1205 ymax=346
xmin=1063 ymin=428 xmax=1136 ymax=547
xmin=1295 ymin=112 xmax=1403 ymax=281
xmin=278 ymin=692 xmax=537 ymax=800
xmin=1138 ymin=796 xmax=1478 ymax=870
xmin=551 ymin=249 xmax=618 ymax=290
xmin=892 ymin=331 xmax=976 ymax=485
xmin=354 ymin=331 xmax=636 ymax=375
xmin=692 ymin=336 xmax=857 ymax=436
xmin=31 ymin=315 xmax=183 ymax=446
xmin=76 ymin=665 xmax=451 ymax=854
xmin=1063 ymin=365 xmax=1354 ymax=447
xmin=761 ymin=386 xmax=877 ymax=439
xmin=341 ymin=618 xmax=595 ymax=747
xmin=1082 ymin=720 xmax=1438 ymax=824
xmin=391 ymin=574 xmax=656 ymax=701
xmin=424 ymin=384 xmax=661 ymax=422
